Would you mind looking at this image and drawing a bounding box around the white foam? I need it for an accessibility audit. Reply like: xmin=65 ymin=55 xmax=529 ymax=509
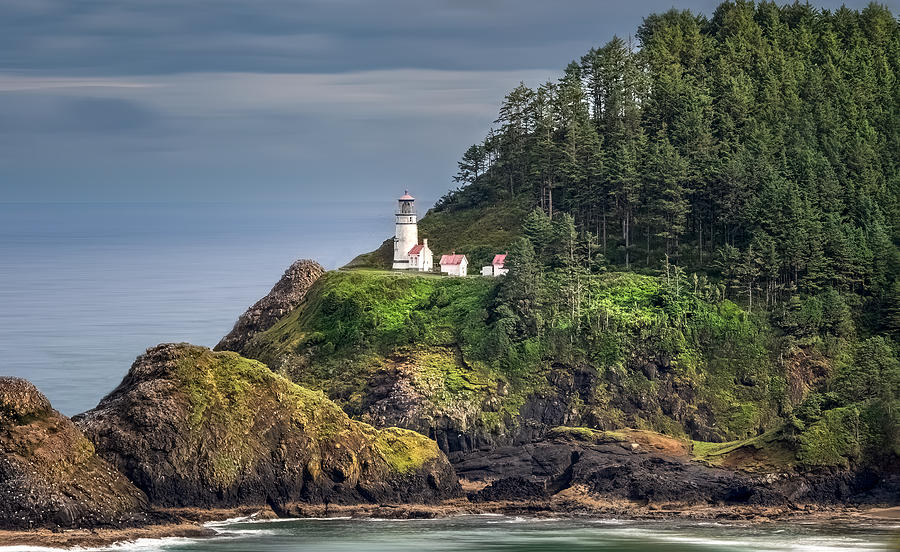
xmin=0 ymin=536 xmax=201 ymax=552
xmin=206 ymin=515 xmax=352 ymax=528
xmin=0 ymin=547 xmax=74 ymax=552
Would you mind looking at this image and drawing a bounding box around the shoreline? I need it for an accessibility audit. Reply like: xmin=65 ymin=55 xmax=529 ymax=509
xmin=1 ymin=502 xmax=896 ymax=550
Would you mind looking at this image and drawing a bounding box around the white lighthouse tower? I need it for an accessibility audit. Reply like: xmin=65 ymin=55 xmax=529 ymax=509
xmin=392 ymin=191 xmax=432 ymax=271
xmin=392 ymin=191 xmax=418 ymax=269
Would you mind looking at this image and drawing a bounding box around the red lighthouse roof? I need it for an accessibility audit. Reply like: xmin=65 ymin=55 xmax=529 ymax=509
xmin=399 ymin=190 xmax=415 ymax=201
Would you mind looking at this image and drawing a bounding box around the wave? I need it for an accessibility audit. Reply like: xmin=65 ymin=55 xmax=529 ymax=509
xmin=0 ymin=536 xmax=199 ymax=552
xmin=204 ymin=515 xmax=353 ymax=528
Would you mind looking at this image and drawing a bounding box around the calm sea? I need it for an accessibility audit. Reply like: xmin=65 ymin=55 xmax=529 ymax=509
xmin=0 ymin=201 xmax=393 ymax=416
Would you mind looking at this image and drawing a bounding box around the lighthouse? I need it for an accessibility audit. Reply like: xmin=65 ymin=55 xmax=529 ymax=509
xmin=392 ymin=191 xmax=432 ymax=271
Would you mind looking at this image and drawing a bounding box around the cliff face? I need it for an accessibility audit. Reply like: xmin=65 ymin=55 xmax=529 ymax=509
xmin=458 ymin=428 xmax=897 ymax=506
xmin=75 ymin=344 xmax=460 ymax=508
xmin=216 ymin=259 xmax=326 ymax=352
xmin=0 ymin=377 xmax=148 ymax=530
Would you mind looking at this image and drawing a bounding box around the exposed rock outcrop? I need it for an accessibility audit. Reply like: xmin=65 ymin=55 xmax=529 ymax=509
xmin=216 ymin=259 xmax=326 ymax=352
xmin=75 ymin=344 xmax=460 ymax=508
xmin=456 ymin=429 xmax=897 ymax=507
xmin=0 ymin=377 xmax=148 ymax=530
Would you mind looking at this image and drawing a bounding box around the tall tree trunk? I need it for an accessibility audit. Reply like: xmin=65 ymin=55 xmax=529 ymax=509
xmin=548 ymin=185 xmax=553 ymax=220
xmin=699 ymin=220 xmax=703 ymax=265
xmin=646 ymin=224 xmax=651 ymax=266
xmin=602 ymin=211 xmax=607 ymax=251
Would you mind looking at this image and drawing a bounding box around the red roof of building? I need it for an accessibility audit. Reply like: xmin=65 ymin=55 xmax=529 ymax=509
xmin=492 ymin=254 xmax=507 ymax=267
xmin=408 ymin=244 xmax=424 ymax=255
xmin=440 ymin=254 xmax=466 ymax=265
xmin=399 ymin=190 xmax=415 ymax=201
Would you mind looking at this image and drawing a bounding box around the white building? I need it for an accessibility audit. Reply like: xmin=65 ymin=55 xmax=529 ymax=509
xmin=440 ymin=254 xmax=468 ymax=277
xmin=481 ymin=254 xmax=508 ymax=277
xmin=392 ymin=191 xmax=433 ymax=271
xmin=407 ymin=239 xmax=433 ymax=271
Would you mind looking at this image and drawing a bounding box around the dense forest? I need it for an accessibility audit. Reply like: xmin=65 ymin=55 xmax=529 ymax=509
xmin=415 ymin=1 xmax=899 ymax=463
xmin=439 ymin=1 xmax=899 ymax=325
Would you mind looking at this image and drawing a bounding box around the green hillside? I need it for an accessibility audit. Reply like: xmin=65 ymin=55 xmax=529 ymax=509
xmin=234 ymin=264 xmax=897 ymax=468
xmin=330 ymin=1 xmax=900 ymax=470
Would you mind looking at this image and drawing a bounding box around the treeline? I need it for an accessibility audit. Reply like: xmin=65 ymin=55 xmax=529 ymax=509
xmin=439 ymin=1 xmax=899 ymax=316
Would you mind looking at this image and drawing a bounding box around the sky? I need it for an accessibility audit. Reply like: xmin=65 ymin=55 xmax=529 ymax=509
xmin=1 ymin=0 xmax=894 ymax=206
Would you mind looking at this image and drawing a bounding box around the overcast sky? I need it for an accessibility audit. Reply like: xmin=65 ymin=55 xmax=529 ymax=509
xmin=1 ymin=0 xmax=893 ymax=205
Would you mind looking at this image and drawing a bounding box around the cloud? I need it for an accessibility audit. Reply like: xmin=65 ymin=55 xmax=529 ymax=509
xmin=0 ymin=0 xmax=884 ymax=77
xmin=0 ymin=1 xmax=711 ymax=75
xmin=0 ymin=0 xmax=890 ymax=203
xmin=0 ymin=77 xmax=154 ymax=92
xmin=0 ymin=94 xmax=156 ymax=133
xmin=0 ymin=69 xmax=552 ymax=201
xmin=0 ymin=69 xmax=552 ymax=119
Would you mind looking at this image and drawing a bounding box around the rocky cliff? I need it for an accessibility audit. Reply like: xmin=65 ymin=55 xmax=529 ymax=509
xmin=0 ymin=377 xmax=148 ymax=530
xmin=457 ymin=428 xmax=897 ymax=507
xmin=75 ymin=344 xmax=460 ymax=508
xmin=216 ymin=259 xmax=326 ymax=352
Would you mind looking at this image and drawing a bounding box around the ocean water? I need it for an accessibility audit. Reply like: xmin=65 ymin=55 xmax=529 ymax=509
xmin=3 ymin=515 xmax=897 ymax=552
xmin=0 ymin=201 xmax=394 ymax=416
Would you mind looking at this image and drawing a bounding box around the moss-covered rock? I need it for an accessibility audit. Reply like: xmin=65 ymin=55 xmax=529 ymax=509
xmin=74 ymin=344 xmax=460 ymax=508
xmin=0 ymin=377 xmax=148 ymax=530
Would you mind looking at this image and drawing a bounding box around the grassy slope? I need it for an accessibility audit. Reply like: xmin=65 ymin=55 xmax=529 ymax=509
xmin=243 ymin=270 xmax=540 ymax=433
xmin=344 ymin=199 xmax=531 ymax=270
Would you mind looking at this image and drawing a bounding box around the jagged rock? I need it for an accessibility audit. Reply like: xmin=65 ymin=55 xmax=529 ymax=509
xmin=215 ymin=259 xmax=326 ymax=352
xmin=0 ymin=377 xmax=148 ymax=530
xmin=469 ymin=476 xmax=548 ymax=502
xmin=456 ymin=433 xmax=898 ymax=506
xmin=75 ymin=344 xmax=460 ymax=508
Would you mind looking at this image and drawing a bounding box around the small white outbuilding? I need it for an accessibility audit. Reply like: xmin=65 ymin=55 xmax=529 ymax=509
xmin=440 ymin=254 xmax=468 ymax=277
xmin=407 ymin=239 xmax=433 ymax=272
xmin=481 ymin=254 xmax=508 ymax=277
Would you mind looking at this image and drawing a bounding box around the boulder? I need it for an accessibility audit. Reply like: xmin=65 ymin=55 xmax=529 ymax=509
xmin=75 ymin=344 xmax=460 ymax=508
xmin=0 ymin=377 xmax=148 ymax=530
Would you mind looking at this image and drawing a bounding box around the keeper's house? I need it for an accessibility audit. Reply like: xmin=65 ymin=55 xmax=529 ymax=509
xmin=440 ymin=254 xmax=468 ymax=277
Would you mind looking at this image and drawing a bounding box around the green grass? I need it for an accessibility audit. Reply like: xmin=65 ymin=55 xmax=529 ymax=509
xmin=240 ymin=265 xmax=896 ymax=466
xmin=248 ymin=269 xmax=497 ymax=360
xmin=240 ymin=267 xmax=791 ymax=444
xmin=548 ymin=426 xmax=628 ymax=443
xmin=691 ymin=429 xmax=797 ymax=471
xmin=418 ymin=199 xmax=531 ymax=268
